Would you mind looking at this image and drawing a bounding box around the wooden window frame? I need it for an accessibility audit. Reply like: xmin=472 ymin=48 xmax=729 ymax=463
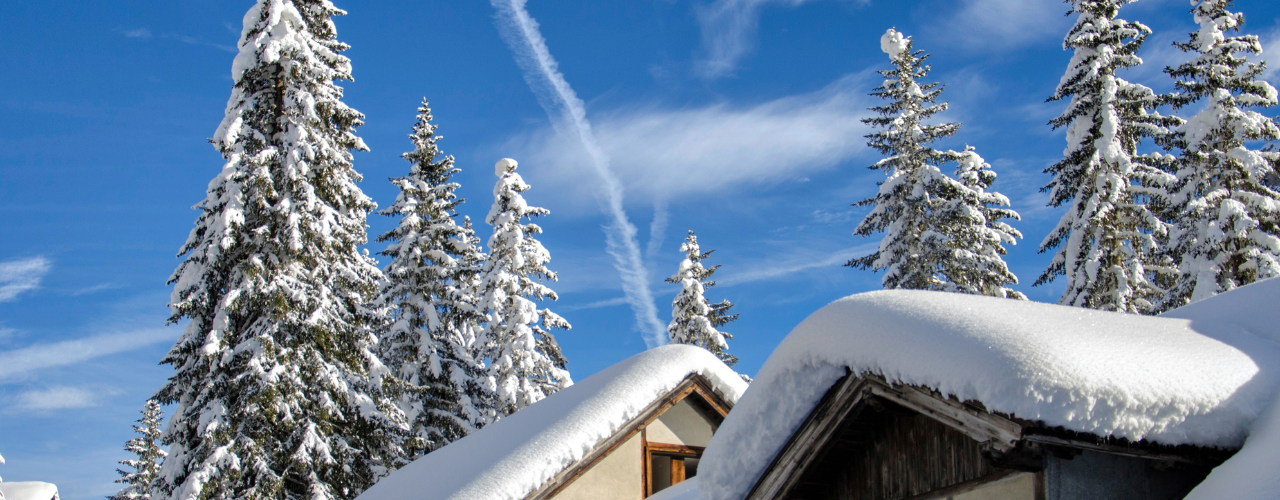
xmin=645 ymin=443 xmax=706 ymax=496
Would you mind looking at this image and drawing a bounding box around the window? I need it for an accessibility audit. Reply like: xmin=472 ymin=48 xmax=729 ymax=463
xmin=646 ymin=443 xmax=703 ymax=496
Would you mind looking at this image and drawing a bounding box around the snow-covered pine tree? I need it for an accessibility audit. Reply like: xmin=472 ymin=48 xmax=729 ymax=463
xmin=851 ymin=30 xmax=991 ymax=292
xmin=155 ymin=2 xmax=409 ymax=500
xmin=1035 ymin=0 xmax=1180 ymax=314
xmin=475 ymin=158 xmax=571 ymax=415
xmin=1156 ymin=0 xmax=1280 ymax=310
xmin=376 ymin=100 xmax=496 ymax=454
xmin=937 ymin=147 xmax=1027 ymax=299
xmin=666 ymin=230 xmax=738 ymax=366
xmin=111 ymin=400 xmax=167 ymax=500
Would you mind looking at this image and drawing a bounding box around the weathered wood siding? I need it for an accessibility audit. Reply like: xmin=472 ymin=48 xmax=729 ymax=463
xmin=785 ymin=401 xmax=998 ymax=500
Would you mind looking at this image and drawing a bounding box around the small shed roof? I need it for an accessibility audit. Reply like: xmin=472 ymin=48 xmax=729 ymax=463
xmin=698 ymin=278 xmax=1280 ymax=500
xmin=357 ymin=344 xmax=747 ymax=500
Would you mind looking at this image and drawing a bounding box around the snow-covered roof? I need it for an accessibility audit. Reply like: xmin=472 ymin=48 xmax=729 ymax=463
xmin=648 ymin=477 xmax=703 ymax=500
xmin=0 ymin=482 xmax=58 ymax=500
xmin=698 ymin=279 xmax=1280 ymax=500
xmin=357 ymin=344 xmax=747 ymax=500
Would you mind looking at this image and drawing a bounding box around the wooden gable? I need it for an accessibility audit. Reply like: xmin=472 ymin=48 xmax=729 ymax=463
xmin=527 ymin=374 xmax=735 ymax=500
xmin=747 ymin=373 xmax=1232 ymax=500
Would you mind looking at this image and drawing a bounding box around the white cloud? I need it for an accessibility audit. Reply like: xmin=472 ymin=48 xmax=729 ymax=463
xmin=121 ymin=28 xmax=152 ymax=39
xmin=559 ymin=296 xmax=631 ymax=311
xmin=719 ymin=243 xmax=878 ymax=286
xmin=70 ymin=283 xmax=119 ymax=296
xmin=694 ymin=0 xmax=810 ymax=78
xmin=13 ymin=386 xmax=100 ymax=411
xmin=506 ymin=72 xmax=874 ymax=211
xmin=0 ymin=256 xmax=51 ymax=302
xmin=0 ymin=327 xmax=177 ymax=381
xmin=941 ymin=0 xmax=1071 ymax=51
xmin=1262 ymin=26 xmax=1280 ymax=82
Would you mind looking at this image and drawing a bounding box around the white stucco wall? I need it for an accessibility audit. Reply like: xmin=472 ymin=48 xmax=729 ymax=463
xmin=554 ymin=434 xmax=643 ymax=500
xmin=645 ymin=399 xmax=714 ymax=447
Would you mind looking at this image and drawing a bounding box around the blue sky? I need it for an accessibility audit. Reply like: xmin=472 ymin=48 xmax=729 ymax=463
xmin=1 ymin=0 xmax=1277 ymax=498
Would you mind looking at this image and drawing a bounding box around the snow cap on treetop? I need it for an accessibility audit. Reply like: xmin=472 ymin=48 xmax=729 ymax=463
xmin=496 ymin=158 xmax=518 ymax=176
xmin=880 ymin=29 xmax=908 ymax=58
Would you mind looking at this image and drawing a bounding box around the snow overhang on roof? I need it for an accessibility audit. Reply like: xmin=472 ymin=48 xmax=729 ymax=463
xmin=357 ymin=344 xmax=747 ymax=500
xmin=698 ymin=278 xmax=1280 ymax=500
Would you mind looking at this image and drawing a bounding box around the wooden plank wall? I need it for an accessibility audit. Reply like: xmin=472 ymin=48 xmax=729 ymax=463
xmin=788 ymin=404 xmax=996 ymax=500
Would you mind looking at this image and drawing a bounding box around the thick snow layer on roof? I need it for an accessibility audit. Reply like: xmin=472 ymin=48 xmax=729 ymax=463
xmin=649 ymin=477 xmax=704 ymax=500
xmin=699 ymin=281 xmax=1280 ymax=500
xmin=0 ymin=482 xmax=58 ymax=500
xmin=357 ymin=344 xmax=746 ymax=500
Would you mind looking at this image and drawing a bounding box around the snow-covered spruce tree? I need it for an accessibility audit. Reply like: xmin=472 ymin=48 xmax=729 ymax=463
xmin=111 ymin=400 xmax=167 ymax=500
xmin=937 ymin=148 xmax=1027 ymax=299
xmin=376 ymin=100 xmax=496 ymax=454
xmin=666 ymin=230 xmax=738 ymax=366
xmin=1156 ymin=0 xmax=1280 ymax=310
xmin=156 ymin=2 xmax=409 ymax=500
xmin=1035 ymin=0 xmax=1180 ymax=314
xmin=475 ymin=158 xmax=571 ymax=415
xmin=851 ymin=29 xmax=1024 ymax=298
xmin=849 ymin=29 xmax=957 ymax=290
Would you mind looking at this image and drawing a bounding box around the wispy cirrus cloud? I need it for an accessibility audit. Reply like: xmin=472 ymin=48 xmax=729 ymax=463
xmin=0 ymin=327 xmax=177 ymax=381
xmin=0 ymin=256 xmax=51 ymax=302
xmin=13 ymin=386 xmax=102 ymax=411
xmin=559 ymin=296 xmax=631 ymax=311
xmin=940 ymin=0 xmax=1071 ymax=51
xmin=507 ymin=72 xmax=874 ymax=210
xmin=120 ymin=28 xmax=152 ymax=39
xmin=1262 ymin=25 xmax=1280 ymax=82
xmin=70 ymin=283 xmax=121 ymax=296
xmin=719 ymin=243 xmax=878 ymax=286
xmin=117 ymin=27 xmax=235 ymax=53
xmin=694 ymin=0 xmax=812 ymax=79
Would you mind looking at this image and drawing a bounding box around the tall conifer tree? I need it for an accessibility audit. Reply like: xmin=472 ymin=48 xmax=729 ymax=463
xmin=850 ymin=29 xmax=958 ymax=290
xmin=156 ymin=2 xmax=408 ymax=499
xmin=475 ymin=158 xmax=571 ymax=415
xmin=666 ymin=230 xmax=738 ymax=366
xmin=851 ymin=29 xmax=1023 ymax=298
xmin=1157 ymin=0 xmax=1280 ymax=310
xmin=111 ymin=400 xmax=167 ymax=500
xmin=376 ymin=100 xmax=496 ymax=453
xmin=1036 ymin=0 xmax=1179 ymax=313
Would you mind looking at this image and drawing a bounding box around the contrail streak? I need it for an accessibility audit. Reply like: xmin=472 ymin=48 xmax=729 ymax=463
xmin=491 ymin=0 xmax=668 ymax=347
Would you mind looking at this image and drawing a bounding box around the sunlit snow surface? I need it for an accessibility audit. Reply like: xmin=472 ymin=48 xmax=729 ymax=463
xmin=0 ymin=482 xmax=58 ymax=500
xmin=699 ymin=278 xmax=1280 ymax=500
xmin=356 ymin=344 xmax=746 ymax=500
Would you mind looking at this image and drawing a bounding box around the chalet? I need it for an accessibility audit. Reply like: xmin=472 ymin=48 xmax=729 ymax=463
xmin=356 ymin=344 xmax=748 ymax=500
xmin=692 ymin=280 xmax=1280 ymax=500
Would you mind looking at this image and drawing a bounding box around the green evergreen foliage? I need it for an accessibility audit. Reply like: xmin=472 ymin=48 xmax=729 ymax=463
xmin=1156 ymin=0 xmax=1280 ymax=311
xmin=1036 ymin=0 xmax=1181 ymax=314
xmin=155 ymin=2 xmax=409 ymax=499
xmin=475 ymin=158 xmax=572 ymax=415
xmin=666 ymin=230 xmax=738 ymax=366
xmin=111 ymin=400 xmax=166 ymax=500
xmin=377 ymin=100 xmax=497 ymax=453
xmin=852 ymin=30 xmax=1023 ymax=299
